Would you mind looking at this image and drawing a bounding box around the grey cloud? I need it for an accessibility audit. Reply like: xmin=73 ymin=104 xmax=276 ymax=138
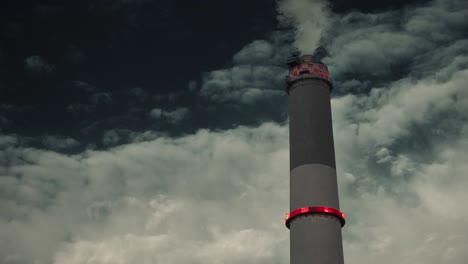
xmin=67 ymin=103 xmax=93 ymax=115
xmin=54 ymin=228 xmax=283 ymax=264
xmin=199 ymin=33 xmax=291 ymax=104
xmin=323 ymin=0 xmax=468 ymax=93
xmin=67 ymin=49 xmax=87 ymax=64
xmin=24 ymin=55 xmax=54 ymax=73
xmin=232 ymin=40 xmax=275 ymax=65
xmin=417 ymin=40 xmax=468 ymax=80
xmin=0 ymin=105 xmax=13 ymax=127
xmin=101 ymin=129 xmax=147 ymax=147
xmin=90 ymin=92 xmax=113 ymax=105
xmin=150 ymin=107 xmax=189 ymax=124
xmin=67 ymin=86 xmax=113 ymax=117
xmin=0 ymin=134 xmax=17 ymax=149
xmin=128 ymin=87 xmax=148 ymax=101
xmin=187 ymin=80 xmax=198 ymax=92
xmin=102 ymin=130 xmax=120 ymax=146
xmin=338 ymin=79 xmax=372 ymax=93
xmin=0 ymin=123 xmax=290 ymax=264
xmin=338 ymin=125 xmax=468 ymax=263
xmin=200 ymin=65 xmax=286 ymax=104
xmin=325 ymin=14 xmax=432 ymax=78
xmin=375 ymin=147 xmax=391 ymax=164
xmin=153 ymin=92 xmax=184 ymax=103
xmin=42 ymin=136 xmax=79 ymax=150
xmin=73 ymin=81 xmax=96 ymax=93
xmin=330 ymin=72 xmax=468 ymax=264
xmin=404 ymin=0 xmax=468 ymax=42
xmin=128 ymin=130 xmax=168 ymax=142
xmin=0 ymin=115 xmax=8 ymax=126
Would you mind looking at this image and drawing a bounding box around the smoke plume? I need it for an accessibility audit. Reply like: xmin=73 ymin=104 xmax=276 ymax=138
xmin=277 ymin=0 xmax=330 ymax=54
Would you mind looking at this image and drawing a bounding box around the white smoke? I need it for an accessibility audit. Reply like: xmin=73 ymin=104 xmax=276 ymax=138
xmin=277 ymin=0 xmax=330 ymax=54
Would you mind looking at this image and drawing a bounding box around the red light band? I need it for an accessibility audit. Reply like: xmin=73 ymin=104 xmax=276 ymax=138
xmin=285 ymin=206 xmax=346 ymax=229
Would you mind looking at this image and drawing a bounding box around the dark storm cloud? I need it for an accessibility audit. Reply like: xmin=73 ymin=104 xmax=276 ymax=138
xmin=187 ymin=81 xmax=197 ymax=92
xmin=323 ymin=0 xmax=468 ymax=93
xmin=149 ymin=107 xmax=189 ymax=125
xmin=199 ymin=32 xmax=291 ymax=104
xmin=0 ymin=115 xmax=8 ymax=126
xmin=102 ymin=130 xmax=121 ymax=146
xmin=128 ymin=87 xmax=148 ymax=102
xmin=90 ymin=93 xmax=112 ymax=105
xmin=66 ymin=82 xmax=113 ymax=120
xmin=24 ymin=55 xmax=54 ymax=73
xmin=200 ymin=64 xmax=286 ymax=104
xmin=41 ymin=136 xmax=79 ymax=150
xmin=67 ymin=103 xmax=93 ymax=116
xmin=0 ymin=105 xmax=12 ymax=127
xmin=73 ymin=81 xmax=96 ymax=93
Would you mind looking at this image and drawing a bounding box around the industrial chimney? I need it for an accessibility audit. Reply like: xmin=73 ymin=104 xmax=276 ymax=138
xmin=285 ymin=54 xmax=346 ymax=264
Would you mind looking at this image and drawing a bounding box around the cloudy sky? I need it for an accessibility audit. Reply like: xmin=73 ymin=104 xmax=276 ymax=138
xmin=1 ymin=0 xmax=468 ymax=263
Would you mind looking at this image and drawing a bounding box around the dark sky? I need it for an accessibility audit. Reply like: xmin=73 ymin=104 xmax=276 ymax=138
xmin=0 ymin=0 xmax=430 ymax=149
xmin=1 ymin=1 xmax=277 ymax=142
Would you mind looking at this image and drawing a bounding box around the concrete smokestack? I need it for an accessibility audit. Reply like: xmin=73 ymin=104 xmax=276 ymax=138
xmin=285 ymin=54 xmax=345 ymax=264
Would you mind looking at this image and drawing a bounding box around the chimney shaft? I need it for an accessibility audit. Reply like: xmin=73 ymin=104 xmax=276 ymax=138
xmin=285 ymin=55 xmax=345 ymax=264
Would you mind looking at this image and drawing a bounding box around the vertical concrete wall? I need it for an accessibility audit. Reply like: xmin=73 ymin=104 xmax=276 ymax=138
xmin=288 ymin=78 xmax=344 ymax=264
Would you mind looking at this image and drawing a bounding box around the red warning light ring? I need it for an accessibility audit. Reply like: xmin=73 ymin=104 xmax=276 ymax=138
xmin=285 ymin=206 xmax=346 ymax=229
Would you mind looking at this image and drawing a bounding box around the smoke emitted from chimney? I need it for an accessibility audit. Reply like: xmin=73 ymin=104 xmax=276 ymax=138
xmin=277 ymin=0 xmax=330 ymax=54
xmin=313 ymin=46 xmax=329 ymax=62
